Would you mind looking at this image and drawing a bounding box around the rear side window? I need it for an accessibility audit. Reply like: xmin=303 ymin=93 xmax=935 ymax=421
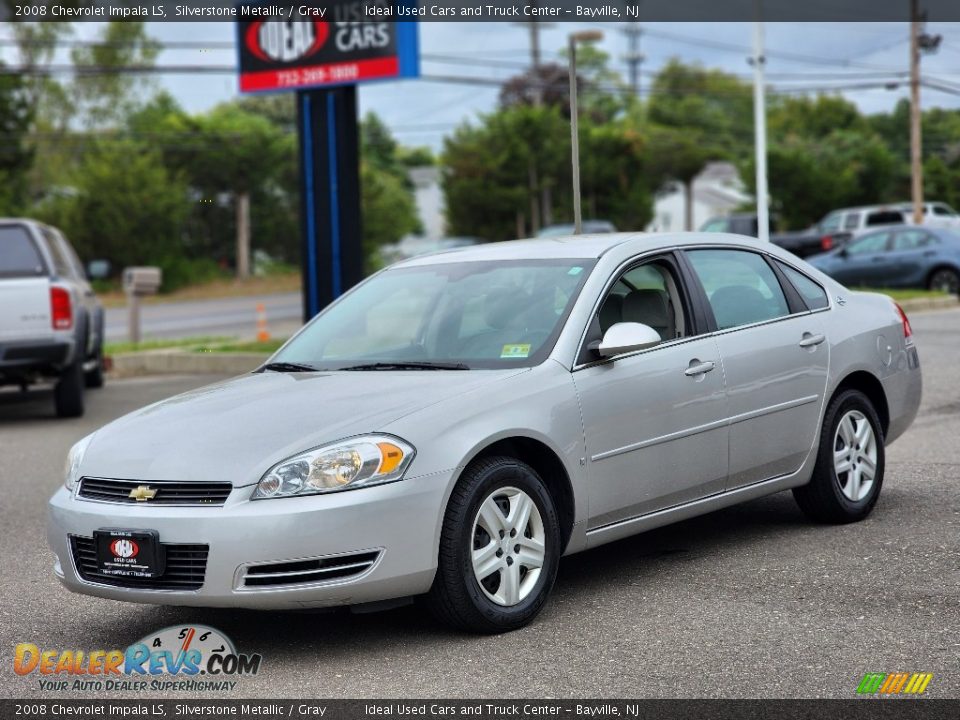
xmin=842 ymin=213 xmax=860 ymax=230
xmin=892 ymin=229 xmax=936 ymax=251
xmin=686 ymin=249 xmax=790 ymax=330
xmin=777 ymin=262 xmax=829 ymax=310
xmin=0 ymin=225 xmax=46 ymax=278
xmin=865 ymin=210 xmax=904 ymax=227
xmin=933 ymin=204 xmax=955 ymax=217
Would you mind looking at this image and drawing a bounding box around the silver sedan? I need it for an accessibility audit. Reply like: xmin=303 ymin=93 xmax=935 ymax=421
xmin=48 ymin=233 xmax=921 ymax=633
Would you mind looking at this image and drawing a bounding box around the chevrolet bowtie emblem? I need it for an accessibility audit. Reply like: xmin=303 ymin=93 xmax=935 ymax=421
xmin=128 ymin=485 xmax=157 ymax=502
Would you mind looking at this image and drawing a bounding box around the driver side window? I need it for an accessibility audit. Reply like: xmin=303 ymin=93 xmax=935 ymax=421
xmin=597 ymin=259 xmax=688 ymax=343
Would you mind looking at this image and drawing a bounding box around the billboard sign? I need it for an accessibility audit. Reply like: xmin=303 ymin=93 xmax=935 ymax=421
xmin=237 ymin=1 xmax=419 ymax=93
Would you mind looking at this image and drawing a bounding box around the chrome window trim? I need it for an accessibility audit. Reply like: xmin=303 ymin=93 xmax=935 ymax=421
xmin=571 ymin=243 xmax=831 ymax=372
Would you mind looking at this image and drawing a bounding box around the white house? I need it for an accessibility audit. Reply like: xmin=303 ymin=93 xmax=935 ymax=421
xmin=645 ymin=162 xmax=752 ymax=233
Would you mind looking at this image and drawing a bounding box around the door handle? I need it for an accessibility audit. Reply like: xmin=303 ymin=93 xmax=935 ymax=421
xmin=799 ymin=333 xmax=826 ymax=348
xmin=923 ymin=250 xmax=936 ymax=257
xmin=684 ymin=360 xmax=715 ymax=377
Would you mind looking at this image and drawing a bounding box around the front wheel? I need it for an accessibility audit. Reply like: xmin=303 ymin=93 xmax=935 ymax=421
xmin=427 ymin=456 xmax=560 ymax=633
xmin=793 ymin=389 xmax=884 ymax=523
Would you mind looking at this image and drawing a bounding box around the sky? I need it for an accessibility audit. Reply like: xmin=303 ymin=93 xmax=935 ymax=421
xmin=6 ymin=20 xmax=960 ymax=149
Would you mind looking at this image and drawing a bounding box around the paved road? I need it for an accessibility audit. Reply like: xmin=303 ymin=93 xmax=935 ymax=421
xmin=1 ymin=309 xmax=957 ymax=699
xmin=104 ymin=292 xmax=303 ymax=342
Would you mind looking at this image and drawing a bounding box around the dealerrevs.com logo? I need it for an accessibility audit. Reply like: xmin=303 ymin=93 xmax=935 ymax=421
xmin=13 ymin=625 xmax=261 ymax=692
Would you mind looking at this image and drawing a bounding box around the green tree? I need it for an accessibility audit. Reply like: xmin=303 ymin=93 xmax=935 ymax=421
xmin=0 ymin=62 xmax=34 ymax=214
xmin=70 ymin=22 xmax=161 ymax=128
xmin=742 ymin=130 xmax=898 ymax=229
xmin=647 ymin=59 xmax=754 ymax=155
xmin=34 ymin=139 xmax=192 ymax=285
xmin=643 ymin=124 xmax=721 ymax=230
xmin=362 ymin=162 xmax=420 ymax=268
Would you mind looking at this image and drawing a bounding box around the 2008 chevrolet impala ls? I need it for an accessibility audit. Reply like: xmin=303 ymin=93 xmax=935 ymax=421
xmin=48 ymin=233 xmax=921 ymax=632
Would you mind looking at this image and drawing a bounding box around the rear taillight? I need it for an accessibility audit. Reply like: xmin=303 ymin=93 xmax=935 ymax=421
xmin=820 ymin=235 xmax=834 ymax=251
xmin=894 ymin=302 xmax=913 ymax=341
xmin=50 ymin=286 xmax=73 ymax=330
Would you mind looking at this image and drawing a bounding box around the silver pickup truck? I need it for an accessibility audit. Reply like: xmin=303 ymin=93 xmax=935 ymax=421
xmin=0 ymin=219 xmax=106 ymax=417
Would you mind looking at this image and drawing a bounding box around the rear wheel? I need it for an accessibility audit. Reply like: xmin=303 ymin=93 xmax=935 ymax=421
xmin=427 ymin=456 xmax=560 ymax=633
xmin=54 ymin=355 xmax=85 ymax=418
xmin=928 ymin=267 xmax=960 ymax=295
xmin=793 ymin=389 xmax=884 ymax=523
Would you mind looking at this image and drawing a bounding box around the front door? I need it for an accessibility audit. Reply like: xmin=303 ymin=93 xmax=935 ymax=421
xmin=573 ymin=255 xmax=729 ymax=530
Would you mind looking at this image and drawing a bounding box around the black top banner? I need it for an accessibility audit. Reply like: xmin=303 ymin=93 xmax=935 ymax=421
xmin=4 ymin=0 xmax=960 ymax=22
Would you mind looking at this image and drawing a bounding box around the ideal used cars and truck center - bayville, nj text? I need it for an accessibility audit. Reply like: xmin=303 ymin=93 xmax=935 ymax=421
xmin=15 ymin=3 xmax=642 ymax=19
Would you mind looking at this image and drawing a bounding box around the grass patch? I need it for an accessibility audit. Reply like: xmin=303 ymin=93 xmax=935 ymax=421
xmin=853 ymin=287 xmax=953 ymax=301
xmin=105 ymin=336 xmax=233 ymax=355
xmin=193 ymin=339 xmax=286 ymax=354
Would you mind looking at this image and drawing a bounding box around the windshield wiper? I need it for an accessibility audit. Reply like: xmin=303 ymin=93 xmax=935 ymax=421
xmin=258 ymin=361 xmax=318 ymax=373
xmin=338 ymin=361 xmax=470 ymax=371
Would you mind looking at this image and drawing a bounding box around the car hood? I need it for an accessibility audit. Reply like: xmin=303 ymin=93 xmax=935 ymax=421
xmin=79 ymin=370 xmax=522 ymax=486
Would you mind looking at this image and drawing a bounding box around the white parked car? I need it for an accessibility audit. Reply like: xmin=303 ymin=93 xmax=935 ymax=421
xmin=0 ymin=219 xmax=106 ymax=417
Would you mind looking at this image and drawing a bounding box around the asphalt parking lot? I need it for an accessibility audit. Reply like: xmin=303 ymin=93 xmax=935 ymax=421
xmin=1 ymin=308 xmax=957 ymax=699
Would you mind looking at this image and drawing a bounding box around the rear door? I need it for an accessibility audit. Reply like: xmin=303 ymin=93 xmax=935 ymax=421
xmin=877 ymin=228 xmax=938 ymax=286
xmin=830 ymin=230 xmax=893 ymax=287
xmin=0 ymin=223 xmax=52 ymax=343
xmin=682 ymin=248 xmax=829 ymax=488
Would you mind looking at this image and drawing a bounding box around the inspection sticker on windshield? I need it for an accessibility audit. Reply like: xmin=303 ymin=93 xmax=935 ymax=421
xmin=501 ymin=344 xmax=531 ymax=359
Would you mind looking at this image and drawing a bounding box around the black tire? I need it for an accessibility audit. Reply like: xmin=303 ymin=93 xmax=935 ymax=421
xmin=54 ymin=355 xmax=85 ymax=418
xmin=927 ymin=267 xmax=960 ymax=295
xmin=793 ymin=389 xmax=884 ymax=523
xmin=426 ymin=456 xmax=561 ymax=633
xmin=84 ymin=343 xmax=105 ymax=389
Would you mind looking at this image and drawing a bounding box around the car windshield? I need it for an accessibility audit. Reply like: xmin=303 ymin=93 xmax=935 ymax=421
xmin=272 ymin=258 xmax=596 ymax=370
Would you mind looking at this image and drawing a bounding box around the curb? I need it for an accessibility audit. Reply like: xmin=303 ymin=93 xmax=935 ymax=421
xmin=896 ymin=296 xmax=958 ymax=313
xmin=109 ymin=351 xmax=268 ymax=378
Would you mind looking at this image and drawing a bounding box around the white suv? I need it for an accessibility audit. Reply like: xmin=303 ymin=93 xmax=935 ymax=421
xmin=0 ymin=219 xmax=105 ymax=417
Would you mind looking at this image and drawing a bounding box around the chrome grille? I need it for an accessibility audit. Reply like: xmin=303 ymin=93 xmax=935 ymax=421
xmin=241 ymin=551 xmax=380 ymax=588
xmin=78 ymin=477 xmax=232 ymax=506
xmin=70 ymin=536 xmax=208 ymax=591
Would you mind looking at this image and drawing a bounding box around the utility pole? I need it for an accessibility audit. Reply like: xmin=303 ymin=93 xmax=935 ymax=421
xmin=909 ymin=1 xmax=942 ymax=225
xmin=910 ymin=0 xmax=924 ymax=225
xmin=623 ymin=22 xmax=644 ymax=98
xmin=751 ymin=7 xmax=770 ymax=243
xmin=515 ymin=13 xmax=554 ymax=234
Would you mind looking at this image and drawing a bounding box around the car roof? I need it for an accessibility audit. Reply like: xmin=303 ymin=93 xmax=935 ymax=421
xmin=395 ymin=232 xmax=772 ymax=266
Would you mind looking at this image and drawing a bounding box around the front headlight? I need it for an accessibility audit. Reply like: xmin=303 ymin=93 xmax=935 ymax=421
xmin=64 ymin=434 xmax=95 ymax=492
xmin=252 ymin=435 xmax=415 ymax=500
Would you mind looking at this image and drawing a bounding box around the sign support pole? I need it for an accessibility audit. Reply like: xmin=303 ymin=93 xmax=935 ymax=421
xmin=297 ymin=86 xmax=363 ymax=322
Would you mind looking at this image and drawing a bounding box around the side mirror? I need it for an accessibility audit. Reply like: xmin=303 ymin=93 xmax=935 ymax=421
xmin=87 ymin=259 xmax=111 ymax=280
xmin=596 ymin=322 xmax=662 ymax=358
xmin=838 ymin=246 xmax=849 ymax=258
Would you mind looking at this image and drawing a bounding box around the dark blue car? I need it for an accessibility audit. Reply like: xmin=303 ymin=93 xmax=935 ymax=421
xmin=807 ymin=225 xmax=960 ymax=294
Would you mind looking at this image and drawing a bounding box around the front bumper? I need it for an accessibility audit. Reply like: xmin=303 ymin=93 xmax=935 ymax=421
xmin=47 ymin=471 xmax=452 ymax=609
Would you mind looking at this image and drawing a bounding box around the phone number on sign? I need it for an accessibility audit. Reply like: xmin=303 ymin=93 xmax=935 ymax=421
xmin=277 ymin=64 xmax=362 ymax=88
